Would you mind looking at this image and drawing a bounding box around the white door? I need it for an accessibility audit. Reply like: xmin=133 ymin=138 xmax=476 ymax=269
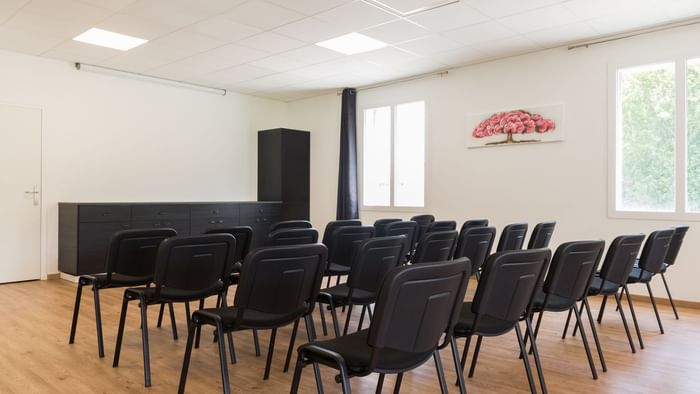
xmin=0 ymin=104 xmax=42 ymax=283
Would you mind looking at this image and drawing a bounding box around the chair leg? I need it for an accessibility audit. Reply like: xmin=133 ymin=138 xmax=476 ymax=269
xmin=263 ymin=328 xmax=277 ymax=380
xmin=343 ymin=304 xmax=354 ymax=336
xmin=597 ymin=295 xmax=608 ymax=324
xmin=92 ymin=284 xmax=105 ymax=358
xmin=177 ymin=320 xmax=197 ymax=394
xmin=304 ymin=314 xmax=325 ymax=394
xmin=112 ymin=293 xmax=130 ymax=368
xmin=227 ymin=332 xmax=237 ymax=364
xmin=660 ymin=273 xmax=679 ymax=319
xmin=572 ymin=303 xmax=598 ymax=380
xmin=214 ymin=319 xmax=231 ymax=394
xmin=525 ymin=317 xmax=547 ymax=393
xmin=253 ymin=329 xmax=261 ymax=356
xmin=327 ymin=298 xmax=341 ymax=337
xmin=367 ymin=305 xmax=373 ymax=321
xmin=571 ymin=301 xmax=585 ymax=337
xmin=614 ymin=292 xmax=636 ymax=353
xmin=68 ymin=281 xmax=84 ymax=345
xmin=168 ymin=302 xmax=178 ymax=340
xmin=623 ymin=285 xmax=644 ymax=349
xmin=393 ymin=373 xmax=403 ymax=394
xmin=450 ymin=336 xmax=467 ymax=394
xmin=583 ymin=298 xmax=607 ymax=372
xmin=434 ymin=349 xmax=449 ymax=394
xmin=195 ymin=298 xmax=205 ymax=348
xmin=562 ymin=307 xmax=573 ymax=339
xmin=515 ymin=323 xmax=537 ymax=394
xmin=468 ymin=336 xmax=482 ymax=378
xmin=138 ymin=297 xmax=152 ymax=387
xmin=157 ymin=303 xmax=165 ymax=328
xmin=456 ymin=335 xmax=472 ymax=386
xmin=376 ymin=373 xmax=385 ymax=394
xmin=284 ymin=319 xmax=300 ymax=372
xmin=319 ymin=301 xmax=329 ymax=337
xmin=646 ymin=282 xmax=665 ymax=334
xmin=358 ymin=305 xmax=367 ymax=331
xmin=290 ymin=349 xmax=306 ymax=394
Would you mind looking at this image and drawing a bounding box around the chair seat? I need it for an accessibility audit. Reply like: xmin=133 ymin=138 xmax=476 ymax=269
xmin=126 ymin=283 xmax=222 ymax=302
xmin=326 ymin=262 xmax=351 ymax=275
xmin=81 ymin=273 xmax=151 ymax=288
xmin=627 ymin=267 xmax=653 ymax=284
xmin=196 ymin=306 xmax=305 ymax=330
xmin=319 ymin=284 xmax=376 ymax=305
xmin=303 ymin=329 xmax=433 ymax=374
xmin=531 ymin=290 xmax=576 ymax=312
xmin=587 ymin=276 xmax=620 ymax=296
xmin=454 ymin=302 xmax=515 ymax=337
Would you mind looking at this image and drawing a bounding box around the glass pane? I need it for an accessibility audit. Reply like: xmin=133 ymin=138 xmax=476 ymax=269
xmin=363 ymin=106 xmax=391 ymax=206
xmin=688 ymin=59 xmax=700 ymax=211
xmin=394 ymin=101 xmax=425 ymax=207
xmin=617 ymin=63 xmax=676 ymax=212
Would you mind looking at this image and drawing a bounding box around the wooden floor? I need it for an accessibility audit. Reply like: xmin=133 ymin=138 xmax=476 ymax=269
xmin=1 ymin=278 xmax=699 ymax=393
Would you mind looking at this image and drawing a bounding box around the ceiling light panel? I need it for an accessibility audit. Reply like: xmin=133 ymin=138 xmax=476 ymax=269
xmin=316 ymin=32 xmax=387 ymax=55
xmin=73 ymin=27 xmax=147 ymax=50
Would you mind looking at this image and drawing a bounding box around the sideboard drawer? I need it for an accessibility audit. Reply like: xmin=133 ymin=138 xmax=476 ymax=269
xmin=132 ymin=205 xmax=189 ymax=221
xmin=131 ymin=220 xmax=191 ymax=235
xmin=240 ymin=203 xmax=281 ymax=218
xmin=191 ymin=217 xmax=241 ymax=234
xmin=79 ymin=205 xmax=131 ymax=223
xmin=191 ymin=204 xmax=239 ymax=219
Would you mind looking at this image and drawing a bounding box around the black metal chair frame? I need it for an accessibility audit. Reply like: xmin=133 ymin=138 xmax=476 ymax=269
xmin=527 ymin=221 xmax=556 ymax=249
xmin=269 ymin=220 xmax=313 ymax=232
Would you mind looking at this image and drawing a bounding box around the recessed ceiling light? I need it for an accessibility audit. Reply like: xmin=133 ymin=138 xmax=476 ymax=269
xmin=316 ymin=33 xmax=387 ymax=55
xmin=73 ymin=28 xmax=147 ymax=51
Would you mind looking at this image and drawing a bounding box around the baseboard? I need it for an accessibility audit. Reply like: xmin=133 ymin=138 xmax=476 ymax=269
xmin=59 ymin=272 xmax=79 ymax=283
xmin=46 ymin=273 xmax=60 ymax=280
xmin=628 ymin=294 xmax=700 ymax=310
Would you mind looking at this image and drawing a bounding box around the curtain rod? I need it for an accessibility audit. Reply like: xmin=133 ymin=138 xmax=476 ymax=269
xmin=568 ymin=15 xmax=700 ymax=50
xmin=336 ymin=70 xmax=449 ymax=95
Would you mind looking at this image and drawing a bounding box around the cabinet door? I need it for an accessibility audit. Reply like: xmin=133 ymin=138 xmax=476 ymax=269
xmin=77 ymin=222 xmax=131 ymax=275
xmin=132 ymin=205 xmax=189 ymax=221
xmin=131 ymin=220 xmax=191 ymax=236
xmin=191 ymin=217 xmax=240 ymax=234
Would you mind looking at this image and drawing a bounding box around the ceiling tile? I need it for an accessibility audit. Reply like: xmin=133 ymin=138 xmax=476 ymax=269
xmin=354 ymin=46 xmax=423 ymax=67
xmin=0 ymin=26 xmax=64 ymax=55
xmin=77 ymin=0 xmax=136 ymax=11
xmin=288 ymin=61 xmax=348 ymax=80
xmin=562 ymin=0 xmax=622 ymax=20
xmin=249 ymin=55 xmax=306 ymax=72
xmin=396 ymin=34 xmax=462 ymax=55
xmin=165 ymin=42 xmax=270 ymax=71
xmin=465 ymin=0 xmax=566 ymax=18
xmin=470 ymin=35 xmax=541 ymax=58
xmin=170 ymin=0 xmax=246 ymax=15
xmin=0 ymin=0 xmax=29 ymax=25
xmin=120 ymin=0 xmax=212 ymax=28
xmin=281 ymin=44 xmax=344 ymax=63
xmin=265 ymin=0 xmax=350 ymax=16
xmin=314 ymin=1 xmax=397 ymax=31
xmin=150 ymin=30 xmax=227 ymax=55
xmin=409 ymin=1 xmax=488 ymax=32
xmin=497 ymin=4 xmax=580 ymax=34
xmin=43 ymin=40 xmax=122 ymax=64
xmin=4 ymin=10 xmax=89 ymax=38
xmin=204 ymin=63 xmax=276 ymax=84
xmin=236 ymin=32 xmax=306 ymax=53
xmin=224 ymin=1 xmax=305 ymax=30
xmin=429 ymin=45 xmax=488 ymax=66
xmin=444 ymin=21 xmax=517 ymax=46
xmin=525 ymin=21 xmax=599 ymax=47
xmin=96 ymin=13 xmax=179 ymax=40
xmin=22 ymin=0 xmax=112 ymax=23
xmin=586 ymin=10 xmax=670 ymax=35
xmin=661 ymin=0 xmax=700 ymax=19
xmin=186 ymin=16 xmax=261 ymax=42
xmin=272 ymin=17 xmax=350 ymax=44
xmin=361 ymin=20 xmax=430 ymax=44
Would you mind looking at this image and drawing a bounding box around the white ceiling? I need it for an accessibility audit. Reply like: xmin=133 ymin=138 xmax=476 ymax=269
xmin=1 ymin=0 xmax=700 ymax=101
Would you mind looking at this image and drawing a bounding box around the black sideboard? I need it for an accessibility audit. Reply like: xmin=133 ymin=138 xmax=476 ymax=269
xmin=58 ymin=201 xmax=282 ymax=276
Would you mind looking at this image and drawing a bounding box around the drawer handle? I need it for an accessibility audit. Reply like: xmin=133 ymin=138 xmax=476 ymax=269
xmin=101 ymin=212 xmax=111 ymax=216
xmin=217 ymin=220 xmax=224 ymax=224
xmin=256 ymin=218 xmax=261 ymax=223
xmin=209 ymin=220 xmax=215 ymax=224
xmin=213 ymin=210 xmax=219 ymax=214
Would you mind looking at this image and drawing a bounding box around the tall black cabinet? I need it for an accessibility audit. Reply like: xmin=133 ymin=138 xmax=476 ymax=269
xmin=258 ymin=128 xmax=310 ymax=220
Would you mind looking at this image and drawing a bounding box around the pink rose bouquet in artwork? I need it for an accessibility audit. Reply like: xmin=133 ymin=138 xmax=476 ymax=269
xmin=472 ymin=110 xmax=556 ymax=145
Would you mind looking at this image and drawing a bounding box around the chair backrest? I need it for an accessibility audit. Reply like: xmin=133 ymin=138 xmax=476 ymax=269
xmin=322 ymin=219 xmax=363 ymax=246
xmin=265 ymin=228 xmax=318 ymax=246
xmin=269 ymin=220 xmax=313 ymax=232
xmin=413 ymin=231 xmax=458 ymax=264
xmin=367 ymin=258 xmax=471 ymax=357
xmin=153 ymin=234 xmax=236 ymax=299
xmin=410 ymin=214 xmax=435 ymax=244
xmin=384 ymin=221 xmax=419 ymax=249
xmin=543 ymin=240 xmax=605 ymax=302
xmin=347 ymin=235 xmax=409 ymax=294
xmin=234 ymin=244 xmax=328 ymax=319
xmin=327 ymin=225 xmax=375 ymax=268
xmin=373 ymin=218 xmax=402 ymax=237
xmin=527 ymin=221 xmax=556 ymax=249
xmin=106 ymin=228 xmax=177 ymax=279
xmin=598 ymin=234 xmax=646 ymax=285
xmin=205 ymin=226 xmax=252 ymax=263
xmin=427 ymin=220 xmax=457 ymax=233
xmin=472 ymin=249 xmax=551 ymax=323
xmin=637 ymin=229 xmax=675 ymax=274
xmin=496 ymin=222 xmax=528 ymax=251
xmin=453 ymin=226 xmax=496 ymax=276
xmin=664 ymin=225 xmax=689 ymax=266
xmin=460 ymin=219 xmax=489 ymax=232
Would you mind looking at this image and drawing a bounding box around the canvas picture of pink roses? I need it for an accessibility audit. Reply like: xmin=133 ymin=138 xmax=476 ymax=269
xmin=466 ymin=105 xmax=563 ymax=148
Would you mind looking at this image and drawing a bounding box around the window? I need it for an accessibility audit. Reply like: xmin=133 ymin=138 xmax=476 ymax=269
xmin=362 ymin=101 xmax=425 ymax=208
xmin=612 ymin=57 xmax=700 ymax=217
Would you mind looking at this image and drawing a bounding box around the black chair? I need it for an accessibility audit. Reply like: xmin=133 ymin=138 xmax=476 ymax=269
xmin=530 ymin=241 xmax=606 ymax=380
xmin=527 ymin=221 xmax=556 ymax=249
xmin=427 ymin=220 xmax=457 ymax=232
xmin=113 ymin=234 xmax=236 ymax=387
xmin=453 ymin=226 xmax=497 ymax=276
xmin=658 ymin=225 xmax=689 ymax=319
xmin=178 ymin=244 xmax=328 ymax=394
xmin=269 ymin=220 xmax=313 ymax=232
xmin=460 ymin=219 xmax=489 ymax=232
xmin=574 ymin=234 xmax=644 ymax=354
xmin=412 ymin=230 xmax=458 ymax=264
xmin=317 ymin=235 xmax=409 ymax=337
xmin=410 ymin=214 xmax=435 ymax=246
xmin=384 ymin=220 xmax=419 ymax=256
xmin=205 ymin=226 xmax=253 ymax=270
xmin=622 ymin=229 xmax=674 ymax=336
xmin=324 ymin=225 xmax=375 ymax=285
xmin=452 ymin=249 xmax=552 ymax=394
xmin=496 ymin=222 xmax=528 ymax=251
xmin=373 ymin=218 xmax=402 ymax=237
xmin=69 ymin=228 xmax=177 ymax=358
xmin=322 ymin=219 xmax=362 ymax=246
xmin=265 ymin=228 xmax=318 ymax=246
xmin=291 ymin=258 xmax=471 ymax=394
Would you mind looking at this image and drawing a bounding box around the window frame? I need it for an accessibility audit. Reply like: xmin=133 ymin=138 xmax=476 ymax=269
xmin=608 ymin=53 xmax=700 ymax=221
xmin=359 ymin=98 xmax=428 ymax=212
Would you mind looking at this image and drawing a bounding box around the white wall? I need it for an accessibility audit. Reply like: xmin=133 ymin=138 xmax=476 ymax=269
xmin=0 ymin=49 xmax=287 ymax=277
xmin=287 ymin=24 xmax=700 ymax=302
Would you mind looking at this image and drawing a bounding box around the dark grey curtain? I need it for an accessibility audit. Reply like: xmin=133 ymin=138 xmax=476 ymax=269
xmin=337 ymin=88 xmax=359 ymax=219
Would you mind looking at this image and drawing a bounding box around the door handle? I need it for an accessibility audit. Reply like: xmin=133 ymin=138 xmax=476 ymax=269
xmin=24 ymin=185 xmax=40 ymax=206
